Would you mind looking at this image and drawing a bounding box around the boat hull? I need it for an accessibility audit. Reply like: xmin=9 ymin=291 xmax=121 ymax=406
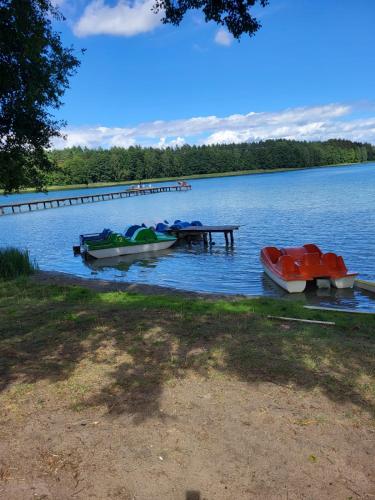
xmin=331 ymin=275 xmax=356 ymax=289
xmin=262 ymin=262 xmax=306 ymax=293
xmin=86 ymin=239 xmax=175 ymax=259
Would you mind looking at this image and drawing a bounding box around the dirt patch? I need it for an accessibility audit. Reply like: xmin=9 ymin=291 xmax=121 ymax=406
xmin=32 ymin=270 xmax=245 ymax=299
xmin=1 ymin=377 xmax=374 ymax=499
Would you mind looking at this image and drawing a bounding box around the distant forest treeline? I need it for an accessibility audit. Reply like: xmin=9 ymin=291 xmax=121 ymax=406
xmin=48 ymin=139 xmax=375 ymax=185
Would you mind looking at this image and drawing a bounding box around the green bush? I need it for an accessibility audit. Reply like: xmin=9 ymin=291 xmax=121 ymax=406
xmin=0 ymin=248 xmax=37 ymax=280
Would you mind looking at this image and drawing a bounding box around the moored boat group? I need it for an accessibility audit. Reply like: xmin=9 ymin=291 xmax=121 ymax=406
xmin=79 ymin=220 xmax=203 ymax=259
xmin=78 ymin=221 xmax=371 ymax=294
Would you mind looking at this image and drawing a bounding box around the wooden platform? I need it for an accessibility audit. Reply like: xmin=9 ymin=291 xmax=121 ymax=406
xmin=0 ymin=184 xmax=191 ymax=216
xmin=355 ymin=279 xmax=375 ymax=294
xmin=168 ymin=225 xmax=239 ymax=246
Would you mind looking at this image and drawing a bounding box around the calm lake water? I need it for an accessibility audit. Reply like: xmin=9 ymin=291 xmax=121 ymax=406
xmin=1 ymin=163 xmax=375 ymax=311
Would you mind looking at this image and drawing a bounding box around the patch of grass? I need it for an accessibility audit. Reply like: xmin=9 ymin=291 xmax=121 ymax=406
xmin=95 ymin=290 xmax=374 ymax=330
xmin=0 ymin=248 xmax=37 ymax=280
xmin=8 ymin=382 xmax=34 ymax=399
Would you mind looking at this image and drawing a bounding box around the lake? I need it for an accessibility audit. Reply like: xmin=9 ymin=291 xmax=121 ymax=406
xmin=1 ymin=163 xmax=375 ymax=311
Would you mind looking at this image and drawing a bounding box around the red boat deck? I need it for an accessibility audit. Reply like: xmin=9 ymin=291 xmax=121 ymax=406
xmin=261 ymin=244 xmax=356 ymax=282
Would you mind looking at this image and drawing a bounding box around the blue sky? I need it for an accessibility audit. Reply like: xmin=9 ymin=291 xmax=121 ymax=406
xmin=53 ymin=0 xmax=375 ymax=148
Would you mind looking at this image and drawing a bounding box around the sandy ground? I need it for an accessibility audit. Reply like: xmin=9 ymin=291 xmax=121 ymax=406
xmin=1 ymin=376 xmax=374 ymax=500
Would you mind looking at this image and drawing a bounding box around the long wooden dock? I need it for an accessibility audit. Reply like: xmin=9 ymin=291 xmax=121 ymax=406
xmin=168 ymin=225 xmax=239 ymax=246
xmin=0 ymin=184 xmax=191 ymax=216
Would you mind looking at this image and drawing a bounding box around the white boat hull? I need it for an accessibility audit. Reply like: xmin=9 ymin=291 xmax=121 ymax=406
xmin=86 ymin=239 xmax=175 ymax=259
xmin=330 ymin=275 xmax=356 ymax=289
xmin=261 ymin=262 xmax=306 ymax=293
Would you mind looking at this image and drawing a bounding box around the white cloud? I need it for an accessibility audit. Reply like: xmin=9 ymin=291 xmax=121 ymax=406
xmin=171 ymin=136 xmax=186 ymax=147
xmin=204 ymin=115 xmax=375 ymax=145
xmin=214 ymin=28 xmax=233 ymax=46
xmin=157 ymin=137 xmax=186 ymax=148
xmin=127 ymin=104 xmax=350 ymax=139
xmin=55 ymin=126 xmax=136 ymax=148
xmin=53 ymin=103 xmax=375 ymax=149
xmin=205 ymin=130 xmax=250 ymax=144
xmin=74 ymin=0 xmax=163 ymax=37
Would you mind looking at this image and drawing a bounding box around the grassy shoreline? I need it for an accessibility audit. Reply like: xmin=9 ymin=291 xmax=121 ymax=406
xmin=2 ymin=273 xmax=375 ymax=367
xmin=1 ymin=273 xmax=374 ymax=410
xmin=14 ymin=160 xmax=369 ymax=194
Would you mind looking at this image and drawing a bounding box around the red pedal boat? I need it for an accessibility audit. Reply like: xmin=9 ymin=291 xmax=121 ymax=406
xmin=260 ymin=244 xmax=357 ymax=293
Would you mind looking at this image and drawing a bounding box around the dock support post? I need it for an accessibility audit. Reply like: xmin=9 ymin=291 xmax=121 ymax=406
xmin=230 ymin=231 xmax=234 ymax=245
xmin=209 ymin=232 xmax=212 ymax=245
xmin=224 ymin=232 xmax=229 ymax=246
xmin=203 ymin=233 xmax=208 ymax=247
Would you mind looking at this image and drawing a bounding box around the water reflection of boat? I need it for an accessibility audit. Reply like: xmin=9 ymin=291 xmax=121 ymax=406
xmin=83 ymin=248 xmax=174 ymax=273
xmin=262 ymin=272 xmax=375 ymax=311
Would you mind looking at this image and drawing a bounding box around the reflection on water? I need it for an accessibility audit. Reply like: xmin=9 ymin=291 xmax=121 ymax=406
xmin=83 ymin=249 xmax=176 ymax=274
xmin=82 ymin=243 xmax=236 ymax=275
xmin=1 ymin=163 xmax=375 ymax=311
xmin=305 ymin=284 xmax=375 ymax=311
xmin=261 ymin=272 xmax=374 ymax=311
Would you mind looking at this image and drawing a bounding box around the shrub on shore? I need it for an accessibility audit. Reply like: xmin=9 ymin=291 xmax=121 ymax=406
xmin=0 ymin=248 xmax=37 ymax=279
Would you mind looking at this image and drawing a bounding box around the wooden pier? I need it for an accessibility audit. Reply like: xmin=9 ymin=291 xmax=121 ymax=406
xmin=0 ymin=184 xmax=191 ymax=216
xmin=168 ymin=225 xmax=239 ymax=246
